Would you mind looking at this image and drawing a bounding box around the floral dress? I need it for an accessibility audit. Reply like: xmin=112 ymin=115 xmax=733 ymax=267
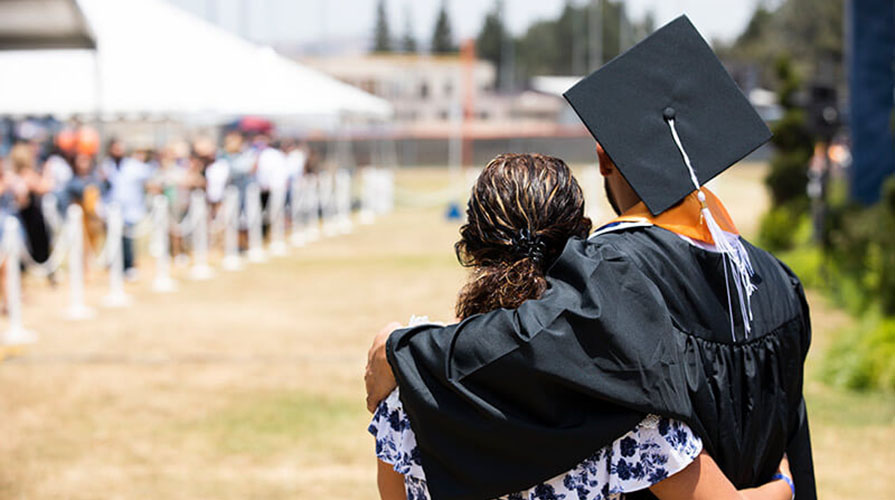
xmin=370 ymin=389 xmax=703 ymax=500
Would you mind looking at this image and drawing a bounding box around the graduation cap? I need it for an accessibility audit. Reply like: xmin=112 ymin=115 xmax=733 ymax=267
xmin=564 ymin=15 xmax=770 ymax=340
xmin=563 ymin=14 xmax=771 ymax=217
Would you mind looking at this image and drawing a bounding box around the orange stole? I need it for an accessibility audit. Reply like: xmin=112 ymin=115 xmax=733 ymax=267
xmin=602 ymin=188 xmax=738 ymax=245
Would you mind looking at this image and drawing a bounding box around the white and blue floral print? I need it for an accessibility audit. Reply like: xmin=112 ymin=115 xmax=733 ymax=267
xmin=370 ymin=389 xmax=703 ymax=500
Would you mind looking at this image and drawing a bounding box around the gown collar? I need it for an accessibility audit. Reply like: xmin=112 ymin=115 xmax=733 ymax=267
xmin=599 ymin=187 xmax=738 ymax=245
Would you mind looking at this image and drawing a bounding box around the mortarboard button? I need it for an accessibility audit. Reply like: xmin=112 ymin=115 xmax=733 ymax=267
xmin=663 ymin=107 xmax=676 ymax=120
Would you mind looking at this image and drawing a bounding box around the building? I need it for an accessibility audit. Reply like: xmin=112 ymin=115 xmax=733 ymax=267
xmin=302 ymin=53 xmax=570 ymax=136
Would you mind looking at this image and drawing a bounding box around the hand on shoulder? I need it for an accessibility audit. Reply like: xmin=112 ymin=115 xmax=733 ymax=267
xmin=365 ymin=321 xmax=402 ymax=413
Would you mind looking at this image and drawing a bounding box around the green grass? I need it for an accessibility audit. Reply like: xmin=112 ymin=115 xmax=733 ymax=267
xmin=806 ymin=382 xmax=895 ymax=428
xmin=190 ymin=390 xmax=364 ymax=458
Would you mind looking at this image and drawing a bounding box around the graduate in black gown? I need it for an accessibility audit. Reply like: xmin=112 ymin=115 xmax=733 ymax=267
xmin=365 ymin=16 xmax=815 ymax=500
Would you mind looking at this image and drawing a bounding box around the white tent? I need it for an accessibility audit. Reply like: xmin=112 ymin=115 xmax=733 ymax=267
xmin=0 ymin=0 xmax=391 ymax=121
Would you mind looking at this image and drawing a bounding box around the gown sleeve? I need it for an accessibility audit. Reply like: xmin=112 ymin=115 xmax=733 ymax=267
xmin=781 ymin=262 xmax=816 ymax=499
xmin=370 ymin=390 xmax=704 ymax=500
xmin=386 ymin=238 xmax=697 ymax=500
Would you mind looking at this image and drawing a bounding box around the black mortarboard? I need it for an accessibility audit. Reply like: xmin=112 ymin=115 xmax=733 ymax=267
xmin=563 ymin=15 xmax=772 ymax=216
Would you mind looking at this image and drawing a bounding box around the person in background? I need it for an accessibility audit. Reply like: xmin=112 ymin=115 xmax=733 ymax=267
xmin=283 ymin=139 xmax=308 ymax=221
xmin=63 ymin=152 xmax=103 ymax=273
xmin=154 ymin=141 xmax=191 ymax=263
xmin=284 ymin=139 xmax=308 ymax=184
xmin=7 ymin=142 xmax=54 ymax=271
xmin=101 ymin=138 xmax=153 ymax=281
xmin=254 ymin=134 xmax=288 ymax=237
xmin=45 ymin=130 xmax=75 ymax=210
xmin=193 ymin=137 xmax=224 ymax=211
xmin=220 ymin=132 xmax=254 ymax=251
xmin=0 ymin=158 xmax=14 ymax=311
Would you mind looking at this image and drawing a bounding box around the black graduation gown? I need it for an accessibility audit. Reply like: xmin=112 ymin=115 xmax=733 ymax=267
xmin=386 ymin=225 xmax=815 ymax=500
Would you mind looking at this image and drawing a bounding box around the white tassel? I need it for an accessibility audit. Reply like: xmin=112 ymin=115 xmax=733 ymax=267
xmin=668 ymin=118 xmax=756 ymax=340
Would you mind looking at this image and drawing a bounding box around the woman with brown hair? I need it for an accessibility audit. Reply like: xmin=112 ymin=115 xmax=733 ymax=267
xmin=7 ymin=143 xmax=54 ymax=267
xmin=369 ymin=154 xmax=794 ymax=500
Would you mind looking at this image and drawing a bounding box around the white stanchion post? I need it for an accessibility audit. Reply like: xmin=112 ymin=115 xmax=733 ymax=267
xmin=151 ymin=195 xmax=177 ymax=292
xmin=372 ymin=168 xmax=395 ymax=215
xmin=2 ymin=216 xmax=37 ymax=344
xmin=335 ymin=170 xmax=353 ymax=234
xmin=102 ymin=204 xmax=131 ymax=308
xmin=221 ymin=186 xmax=243 ymax=271
xmin=246 ymin=183 xmax=267 ymax=263
xmin=289 ymin=177 xmax=307 ymax=247
xmin=320 ymin=172 xmax=338 ymax=237
xmin=268 ymin=184 xmax=288 ymax=256
xmin=385 ymin=168 xmax=395 ymax=213
xmin=42 ymin=193 xmax=62 ymax=234
xmin=304 ymin=174 xmax=320 ymax=242
xmin=359 ymin=168 xmax=375 ymax=225
xmin=64 ymin=205 xmax=95 ymax=319
xmin=188 ymin=190 xmax=215 ymax=280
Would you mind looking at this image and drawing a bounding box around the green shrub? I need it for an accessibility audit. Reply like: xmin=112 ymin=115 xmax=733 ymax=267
xmin=759 ymin=203 xmax=811 ymax=252
xmin=816 ymin=177 xmax=895 ymax=391
xmin=825 ymin=176 xmax=895 ymax=315
xmin=776 ymin=246 xmax=824 ymax=289
xmin=765 ymin=56 xmax=813 ymax=207
xmin=823 ymin=314 xmax=895 ymax=391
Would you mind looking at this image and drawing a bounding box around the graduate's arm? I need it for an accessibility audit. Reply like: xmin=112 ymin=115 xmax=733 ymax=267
xmin=650 ymin=451 xmax=793 ymax=500
xmin=376 ymin=459 xmax=407 ymax=500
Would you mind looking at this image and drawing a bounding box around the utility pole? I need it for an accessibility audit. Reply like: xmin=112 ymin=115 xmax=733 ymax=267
xmin=618 ymin=0 xmax=629 ymax=53
xmin=589 ymin=0 xmax=602 ymax=70
xmin=499 ymin=1 xmax=514 ymax=92
xmin=571 ymin=1 xmax=584 ymax=75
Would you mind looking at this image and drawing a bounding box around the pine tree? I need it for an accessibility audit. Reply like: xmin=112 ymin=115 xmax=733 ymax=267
xmin=477 ymin=1 xmax=504 ymax=65
xmin=431 ymin=0 xmax=456 ymax=54
xmin=373 ymin=0 xmax=392 ymax=53
xmin=477 ymin=0 xmax=512 ymax=89
xmin=401 ymin=5 xmax=417 ymax=53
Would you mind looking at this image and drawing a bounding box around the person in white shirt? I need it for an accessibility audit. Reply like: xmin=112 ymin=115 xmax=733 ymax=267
xmin=253 ymin=135 xmax=289 ymax=236
xmin=284 ymin=139 xmax=308 ymax=183
xmin=101 ymin=139 xmax=153 ymax=278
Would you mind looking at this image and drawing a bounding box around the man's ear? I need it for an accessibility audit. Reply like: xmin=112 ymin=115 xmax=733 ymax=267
xmin=596 ymin=143 xmax=613 ymax=177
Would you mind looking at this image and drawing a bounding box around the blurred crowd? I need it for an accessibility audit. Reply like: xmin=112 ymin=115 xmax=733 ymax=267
xmin=0 ymin=124 xmax=319 ymax=288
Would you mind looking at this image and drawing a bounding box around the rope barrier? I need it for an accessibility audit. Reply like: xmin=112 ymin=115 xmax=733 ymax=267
xmin=42 ymin=193 xmax=64 ymax=236
xmin=20 ymin=217 xmax=73 ymax=278
xmin=0 ymin=171 xmax=397 ymax=347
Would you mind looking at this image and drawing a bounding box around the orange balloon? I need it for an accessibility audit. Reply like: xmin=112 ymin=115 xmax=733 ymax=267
xmin=76 ymin=127 xmax=100 ymax=156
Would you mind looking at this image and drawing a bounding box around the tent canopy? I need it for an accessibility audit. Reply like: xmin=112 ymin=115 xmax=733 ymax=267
xmin=0 ymin=0 xmax=95 ymax=50
xmin=0 ymin=0 xmax=391 ymax=121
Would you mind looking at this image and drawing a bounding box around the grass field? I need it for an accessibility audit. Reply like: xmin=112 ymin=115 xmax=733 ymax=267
xmin=0 ymin=166 xmax=892 ymax=499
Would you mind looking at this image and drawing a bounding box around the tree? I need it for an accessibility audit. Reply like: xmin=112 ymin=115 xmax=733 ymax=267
xmin=431 ymin=0 xmax=456 ymax=54
xmin=372 ymin=0 xmax=392 ymax=53
xmin=476 ymin=1 xmax=507 ymax=87
xmin=515 ymin=0 xmax=637 ymax=78
xmin=766 ymin=55 xmax=814 ymax=207
xmin=400 ymin=5 xmax=417 ymax=53
xmin=720 ymin=0 xmax=844 ymax=91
